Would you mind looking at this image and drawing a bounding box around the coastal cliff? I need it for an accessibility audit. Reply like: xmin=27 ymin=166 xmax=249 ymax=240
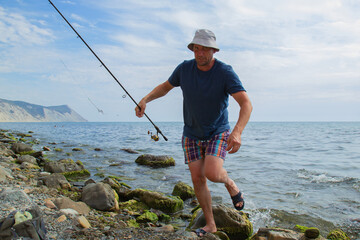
xmin=0 ymin=98 xmax=87 ymax=122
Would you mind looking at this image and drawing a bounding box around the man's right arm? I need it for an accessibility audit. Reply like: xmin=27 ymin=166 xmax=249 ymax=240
xmin=135 ymin=80 xmax=174 ymax=118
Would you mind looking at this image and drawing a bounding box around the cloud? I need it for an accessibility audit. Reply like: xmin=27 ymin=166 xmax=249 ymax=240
xmin=0 ymin=6 xmax=54 ymax=46
xmin=1 ymin=0 xmax=359 ymax=121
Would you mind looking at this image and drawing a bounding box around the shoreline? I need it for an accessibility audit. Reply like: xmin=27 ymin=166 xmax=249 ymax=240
xmin=0 ymin=127 xmax=355 ymax=240
xmin=0 ymin=128 xmax=197 ymax=240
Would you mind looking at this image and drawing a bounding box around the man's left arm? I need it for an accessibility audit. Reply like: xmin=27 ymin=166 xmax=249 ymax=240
xmin=226 ymin=91 xmax=253 ymax=154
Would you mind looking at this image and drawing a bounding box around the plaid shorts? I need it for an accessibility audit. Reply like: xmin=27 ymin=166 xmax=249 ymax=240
xmin=182 ymin=130 xmax=230 ymax=164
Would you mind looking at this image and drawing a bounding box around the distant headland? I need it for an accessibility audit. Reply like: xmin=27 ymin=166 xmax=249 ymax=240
xmin=0 ymin=98 xmax=87 ymax=122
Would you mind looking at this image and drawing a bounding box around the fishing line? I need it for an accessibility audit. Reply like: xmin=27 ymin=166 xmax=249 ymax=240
xmin=49 ymin=0 xmax=168 ymax=141
xmin=59 ymin=59 xmax=104 ymax=115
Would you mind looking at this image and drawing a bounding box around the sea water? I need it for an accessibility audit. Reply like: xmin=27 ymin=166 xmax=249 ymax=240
xmin=1 ymin=122 xmax=359 ymax=238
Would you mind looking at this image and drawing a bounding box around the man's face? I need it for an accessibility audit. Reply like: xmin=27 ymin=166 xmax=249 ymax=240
xmin=193 ymin=44 xmax=216 ymax=67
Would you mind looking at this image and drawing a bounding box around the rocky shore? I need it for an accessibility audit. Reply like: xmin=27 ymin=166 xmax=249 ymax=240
xmin=0 ymin=128 xmax=352 ymax=240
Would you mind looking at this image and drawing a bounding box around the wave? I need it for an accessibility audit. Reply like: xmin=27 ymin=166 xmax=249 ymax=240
xmin=297 ymin=169 xmax=358 ymax=184
xmin=248 ymin=208 xmax=336 ymax=236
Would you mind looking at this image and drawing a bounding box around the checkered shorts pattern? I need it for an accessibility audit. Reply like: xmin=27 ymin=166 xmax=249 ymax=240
xmin=182 ymin=130 xmax=230 ymax=164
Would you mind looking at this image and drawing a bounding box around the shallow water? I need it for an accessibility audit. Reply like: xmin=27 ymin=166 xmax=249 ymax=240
xmin=1 ymin=121 xmax=359 ymax=238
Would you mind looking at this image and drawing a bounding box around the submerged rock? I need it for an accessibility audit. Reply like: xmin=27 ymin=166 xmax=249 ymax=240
xmin=135 ymin=154 xmax=175 ymax=168
xmin=121 ymin=148 xmax=139 ymax=154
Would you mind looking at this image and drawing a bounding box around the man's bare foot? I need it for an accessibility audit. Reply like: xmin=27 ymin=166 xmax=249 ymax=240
xmin=202 ymin=225 xmax=217 ymax=234
xmin=194 ymin=225 xmax=217 ymax=237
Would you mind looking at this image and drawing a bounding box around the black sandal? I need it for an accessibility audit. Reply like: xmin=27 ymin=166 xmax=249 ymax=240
xmin=231 ymin=191 xmax=245 ymax=210
xmin=193 ymin=228 xmax=207 ymax=237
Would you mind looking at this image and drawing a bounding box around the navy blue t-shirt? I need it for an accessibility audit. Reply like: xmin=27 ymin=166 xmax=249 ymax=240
xmin=168 ymin=59 xmax=246 ymax=140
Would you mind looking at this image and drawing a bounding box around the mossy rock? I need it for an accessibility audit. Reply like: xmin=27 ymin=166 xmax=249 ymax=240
xmin=159 ymin=213 xmax=171 ymax=223
xmin=188 ymin=204 xmax=252 ymax=240
xmin=72 ymin=148 xmax=83 ymax=151
xmin=19 ymin=150 xmax=36 ymax=156
xmin=127 ymin=219 xmax=140 ymax=228
xmin=16 ymin=133 xmax=32 ymax=138
xmin=59 ymin=189 xmax=81 ymax=201
xmin=62 ymin=169 xmax=90 ymax=181
xmin=119 ymin=199 xmax=149 ymax=213
xmin=327 ymin=229 xmax=350 ymax=240
xmin=135 ymin=154 xmax=175 ymax=168
xmin=11 ymin=143 xmax=33 ymax=154
xmin=95 ymin=173 xmax=105 ymax=178
xmin=172 ymin=181 xmax=195 ymax=200
xmin=136 ymin=210 xmax=158 ymax=223
xmin=214 ymin=231 xmax=230 ymax=240
xmin=128 ymin=188 xmax=184 ymax=213
xmin=295 ymin=225 xmax=320 ymax=239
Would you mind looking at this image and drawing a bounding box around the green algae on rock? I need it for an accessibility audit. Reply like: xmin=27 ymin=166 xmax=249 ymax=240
xmin=172 ymin=181 xmax=195 ymax=200
xmin=135 ymin=154 xmax=175 ymax=168
xmin=136 ymin=210 xmax=158 ymax=223
xmin=62 ymin=169 xmax=91 ymax=181
xmin=327 ymin=229 xmax=350 ymax=240
xmin=128 ymin=188 xmax=184 ymax=213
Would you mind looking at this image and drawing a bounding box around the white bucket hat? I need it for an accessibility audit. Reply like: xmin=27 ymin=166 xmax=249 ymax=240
xmin=187 ymin=29 xmax=220 ymax=52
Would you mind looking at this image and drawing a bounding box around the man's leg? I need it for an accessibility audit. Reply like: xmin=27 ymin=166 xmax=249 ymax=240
xmin=204 ymin=155 xmax=244 ymax=209
xmin=188 ymin=159 xmax=217 ymax=234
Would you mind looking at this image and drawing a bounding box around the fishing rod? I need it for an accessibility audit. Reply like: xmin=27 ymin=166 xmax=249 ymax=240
xmin=48 ymin=0 xmax=168 ymax=141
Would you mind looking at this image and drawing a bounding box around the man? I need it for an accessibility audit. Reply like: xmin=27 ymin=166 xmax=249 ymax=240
xmin=135 ymin=29 xmax=252 ymax=236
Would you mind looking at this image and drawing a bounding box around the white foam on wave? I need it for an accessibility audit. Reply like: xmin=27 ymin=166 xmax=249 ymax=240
xmin=249 ymin=208 xmax=276 ymax=232
xmin=297 ymin=169 xmax=346 ymax=183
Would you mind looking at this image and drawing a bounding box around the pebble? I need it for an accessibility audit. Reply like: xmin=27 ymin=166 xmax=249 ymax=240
xmin=78 ymin=216 xmax=91 ymax=228
xmin=57 ymin=215 xmax=67 ymax=222
xmin=45 ymin=199 xmax=57 ymax=209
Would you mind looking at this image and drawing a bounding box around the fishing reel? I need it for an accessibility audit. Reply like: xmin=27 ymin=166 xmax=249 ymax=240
xmin=148 ymin=130 xmax=159 ymax=142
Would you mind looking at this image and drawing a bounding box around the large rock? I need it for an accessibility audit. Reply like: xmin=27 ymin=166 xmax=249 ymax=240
xmin=128 ymin=188 xmax=184 ymax=214
xmin=102 ymin=177 xmax=132 ymax=201
xmin=172 ymin=181 xmax=195 ymax=200
xmin=0 ymin=166 xmax=12 ymax=182
xmin=17 ymin=155 xmax=37 ymax=165
xmin=135 ymin=154 xmax=175 ymax=168
xmin=0 ymin=144 xmax=14 ymax=157
xmin=0 ymin=189 xmax=34 ymax=210
xmin=43 ymin=173 xmax=71 ymax=189
xmin=53 ymin=196 xmax=90 ymax=215
xmin=44 ymin=159 xmax=84 ymax=173
xmin=188 ymin=204 xmax=253 ymax=240
xmin=118 ymin=199 xmax=149 ymax=214
xmin=250 ymin=228 xmax=319 ymax=240
xmin=81 ymin=182 xmax=117 ymax=211
xmin=0 ymin=155 xmax=14 ymax=164
xmin=11 ymin=143 xmax=33 ymax=154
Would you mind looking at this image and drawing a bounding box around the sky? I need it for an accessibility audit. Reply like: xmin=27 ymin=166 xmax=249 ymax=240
xmin=0 ymin=0 xmax=359 ymax=122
